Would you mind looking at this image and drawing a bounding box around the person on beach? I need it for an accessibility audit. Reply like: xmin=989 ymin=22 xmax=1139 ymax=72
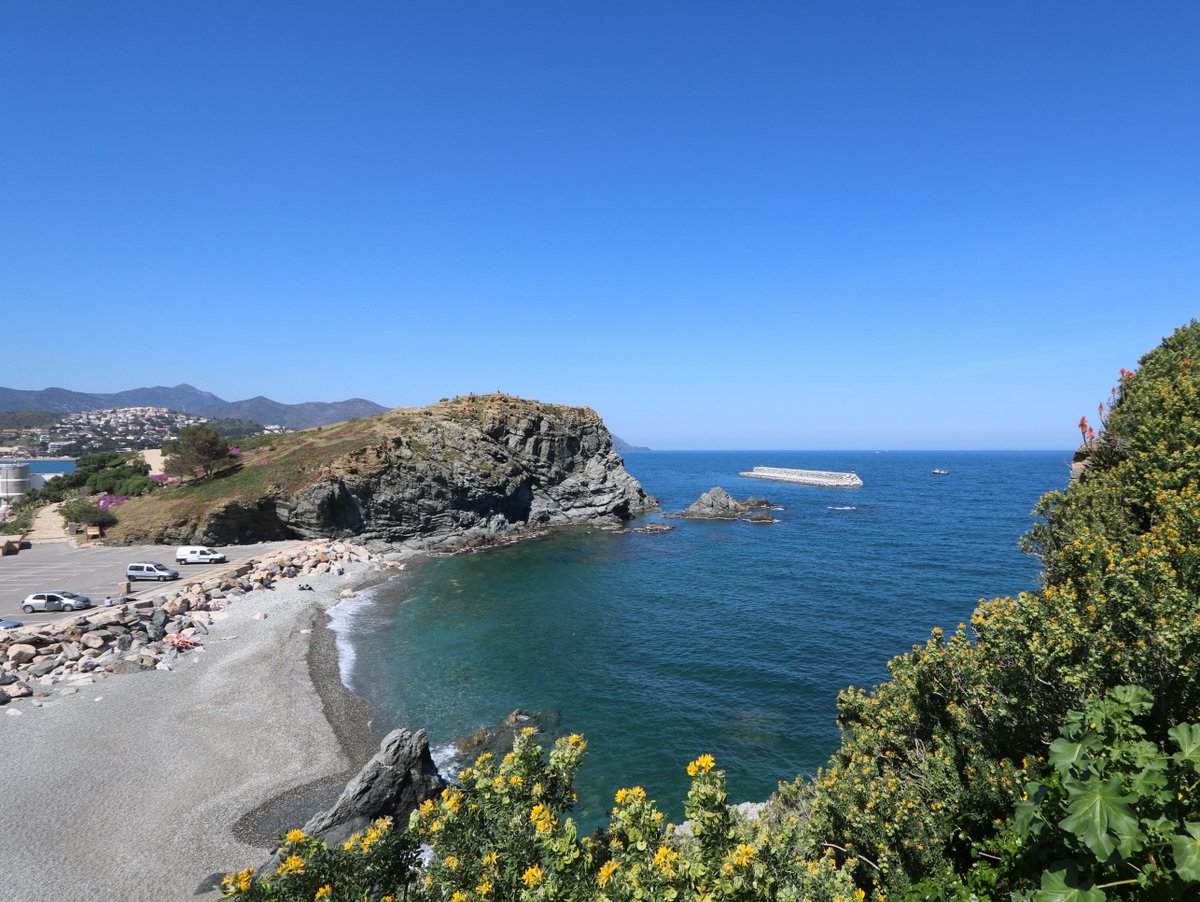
xmin=103 ymin=595 xmax=114 ymax=606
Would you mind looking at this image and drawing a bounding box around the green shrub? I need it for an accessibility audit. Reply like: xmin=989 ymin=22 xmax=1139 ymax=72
xmin=57 ymin=498 xmax=118 ymax=528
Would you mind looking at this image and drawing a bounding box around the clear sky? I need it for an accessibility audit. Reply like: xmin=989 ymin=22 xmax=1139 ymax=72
xmin=3 ymin=3 xmax=1197 ymax=449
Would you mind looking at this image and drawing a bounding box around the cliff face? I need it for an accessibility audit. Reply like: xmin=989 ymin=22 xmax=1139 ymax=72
xmin=111 ymin=394 xmax=658 ymax=550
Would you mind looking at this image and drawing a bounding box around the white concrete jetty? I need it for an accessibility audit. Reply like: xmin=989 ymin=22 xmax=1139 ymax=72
xmin=739 ymin=466 xmax=863 ymax=488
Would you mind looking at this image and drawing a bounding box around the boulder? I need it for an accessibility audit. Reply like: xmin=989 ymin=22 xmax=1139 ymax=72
xmin=6 ymin=644 xmax=37 ymax=665
xmin=294 ymin=728 xmax=445 ymax=850
xmin=80 ymin=632 xmax=110 ymax=650
xmin=2 ymin=681 xmax=32 ymax=699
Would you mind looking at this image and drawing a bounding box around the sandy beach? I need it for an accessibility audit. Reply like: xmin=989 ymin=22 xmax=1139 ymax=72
xmin=0 ymin=565 xmax=385 ymax=901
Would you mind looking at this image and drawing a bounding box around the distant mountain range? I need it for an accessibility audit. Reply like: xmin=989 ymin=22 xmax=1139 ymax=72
xmin=0 ymin=384 xmax=388 ymax=430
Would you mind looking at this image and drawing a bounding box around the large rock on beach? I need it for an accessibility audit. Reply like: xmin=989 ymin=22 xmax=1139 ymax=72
xmin=295 ymin=728 xmax=446 ymax=849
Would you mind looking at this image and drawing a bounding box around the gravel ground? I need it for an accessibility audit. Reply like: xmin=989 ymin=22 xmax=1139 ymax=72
xmin=0 ymin=566 xmax=383 ymax=901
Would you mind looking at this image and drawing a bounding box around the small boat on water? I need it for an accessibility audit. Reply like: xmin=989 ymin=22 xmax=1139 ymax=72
xmin=932 ymin=468 xmax=949 ymax=475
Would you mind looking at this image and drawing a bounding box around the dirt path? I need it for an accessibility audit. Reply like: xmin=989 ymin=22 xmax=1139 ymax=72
xmin=27 ymin=501 xmax=69 ymax=543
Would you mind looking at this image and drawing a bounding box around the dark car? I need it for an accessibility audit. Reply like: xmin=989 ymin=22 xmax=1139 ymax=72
xmin=0 ymin=618 xmax=23 ymax=630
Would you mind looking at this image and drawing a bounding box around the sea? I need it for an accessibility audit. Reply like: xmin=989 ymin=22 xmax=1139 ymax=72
xmin=5 ymin=459 xmax=76 ymax=474
xmin=330 ymin=450 xmax=1070 ymax=829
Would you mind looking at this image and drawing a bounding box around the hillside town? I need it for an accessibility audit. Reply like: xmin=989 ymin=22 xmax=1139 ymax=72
xmin=0 ymin=407 xmax=288 ymax=458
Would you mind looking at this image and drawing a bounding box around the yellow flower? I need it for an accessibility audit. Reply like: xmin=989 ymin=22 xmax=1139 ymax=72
xmin=598 ymin=859 xmax=619 ymax=886
xmin=445 ymin=854 xmax=460 ymax=871
xmin=443 ymin=789 xmax=463 ymax=813
xmin=275 ymin=854 xmax=305 ymax=878
xmin=284 ymin=828 xmax=307 ymax=845
xmin=451 ymin=892 xmax=468 ymax=902
xmin=687 ymin=754 xmax=716 ymax=777
xmin=221 ymin=867 xmax=255 ymax=894
xmin=614 ymin=786 xmax=645 ymax=805
xmin=530 ymin=803 xmax=555 ymax=832
xmin=418 ymin=799 xmax=436 ymax=819
xmin=483 ymin=851 xmax=500 ymax=868
xmin=523 ymin=864 xmax=544 ymax=887
xmin=654 ymin=845 xmax=679 ymax=877
xmin=343 ymin=831 xmax=362 ymax=851
xmin=732 ymin=843 xmax=756 ymax=868
xmin=314 ymin=886 xmax=332 ymax=899
xmin=476 ymin=877 xmax=493 ymax=896
xmin=360 ymin=823 xmax=385 ymax=851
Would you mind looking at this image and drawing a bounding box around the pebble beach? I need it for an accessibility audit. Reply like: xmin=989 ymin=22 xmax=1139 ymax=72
xmin=0 ymin=550 xmax=392 ymax=901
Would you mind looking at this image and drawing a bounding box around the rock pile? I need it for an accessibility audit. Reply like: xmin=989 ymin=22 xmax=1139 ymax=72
xmin=0 ymin=540 xmax=402 ymax=711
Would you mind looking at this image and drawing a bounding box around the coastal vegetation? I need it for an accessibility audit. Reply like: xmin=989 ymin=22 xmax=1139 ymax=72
xmin=219 ymin=319 xmax=1200 ymax=900
xmin=10 ymin=450 xmax=155 ymax=527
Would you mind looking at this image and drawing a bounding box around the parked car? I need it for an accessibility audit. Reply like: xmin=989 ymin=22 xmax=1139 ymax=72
xmin=126 ymin=561 xmax=180 ymax=582
xmin=21 ymin=591 xmax=92 ymax=613
xmin=175 ymin=546 xmax=227 ymax=565
xmin=0 ymin=618 xmax=23 ymax=629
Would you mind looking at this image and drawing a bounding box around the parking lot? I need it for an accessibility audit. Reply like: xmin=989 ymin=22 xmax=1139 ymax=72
xmin=0 ymin=539 xmax=301 ymax=625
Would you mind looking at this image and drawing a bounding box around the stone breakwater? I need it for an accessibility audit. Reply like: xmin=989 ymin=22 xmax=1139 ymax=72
xmin=738 ymin=466 xmax=863 ymax=488
xmin=0 ymin=540 xmax=401 ymax=712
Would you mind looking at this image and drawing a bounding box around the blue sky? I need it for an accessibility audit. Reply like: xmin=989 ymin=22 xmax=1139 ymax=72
xmin=3 ymin=3 xmax=1197 ymax=449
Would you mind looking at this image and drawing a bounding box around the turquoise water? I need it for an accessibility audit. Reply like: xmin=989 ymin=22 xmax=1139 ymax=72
xmin=336 ymin=450 xmax=1070 ymax=828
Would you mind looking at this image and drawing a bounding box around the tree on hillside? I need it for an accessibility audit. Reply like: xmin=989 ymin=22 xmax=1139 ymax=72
xmin=162 ymin=425 xmax=234 ymax=480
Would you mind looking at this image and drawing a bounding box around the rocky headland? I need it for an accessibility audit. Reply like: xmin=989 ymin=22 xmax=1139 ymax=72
xmin=105 ymin=393 xmax=658 ymax=551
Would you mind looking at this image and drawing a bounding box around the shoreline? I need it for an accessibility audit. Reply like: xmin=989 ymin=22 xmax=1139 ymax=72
xmin=233 ymin=564 xmax=410 ymax=846
xmin=0 ymin=548 xmax=409 ymax=900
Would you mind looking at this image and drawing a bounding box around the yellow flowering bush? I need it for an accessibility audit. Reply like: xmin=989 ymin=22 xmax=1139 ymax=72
xmin=780 ymin=320 xmax=1200 ymax=896
xmin=219 ymin=818 xmax=416 ymax=900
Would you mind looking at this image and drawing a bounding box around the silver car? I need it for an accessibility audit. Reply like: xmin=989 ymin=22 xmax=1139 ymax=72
xmin=126 ymin=561 xmax=180 ymax=582
xmin=21 ymin=591 xmax=93 ymax=613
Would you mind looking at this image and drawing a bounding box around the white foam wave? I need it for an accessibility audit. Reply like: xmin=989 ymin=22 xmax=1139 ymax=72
xmin=827 ymin=505 xmax=858 ymax=511
xmin=325 ymin=587 xmax=380 ymax=689
xmin=431 ymin=742 xmax=462 ymax=776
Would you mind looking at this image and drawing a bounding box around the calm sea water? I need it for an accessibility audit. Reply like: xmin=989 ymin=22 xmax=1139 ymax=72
xmin=5 ymin=459 xmax=76 ymax=474
xmin=334 ymin=450 xmax=1070 ymax=828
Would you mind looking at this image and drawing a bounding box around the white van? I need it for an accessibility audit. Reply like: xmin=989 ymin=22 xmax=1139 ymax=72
xmin=175 ymin=546 xmax=227 ymax=565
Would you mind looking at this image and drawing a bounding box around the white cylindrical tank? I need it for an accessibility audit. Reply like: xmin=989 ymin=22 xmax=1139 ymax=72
xmin=0 ymin=462 xmax=31 ymax=499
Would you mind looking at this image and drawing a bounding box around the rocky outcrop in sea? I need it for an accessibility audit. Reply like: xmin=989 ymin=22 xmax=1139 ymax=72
xmin=665 ymin=486 xmax=777 ymax=521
